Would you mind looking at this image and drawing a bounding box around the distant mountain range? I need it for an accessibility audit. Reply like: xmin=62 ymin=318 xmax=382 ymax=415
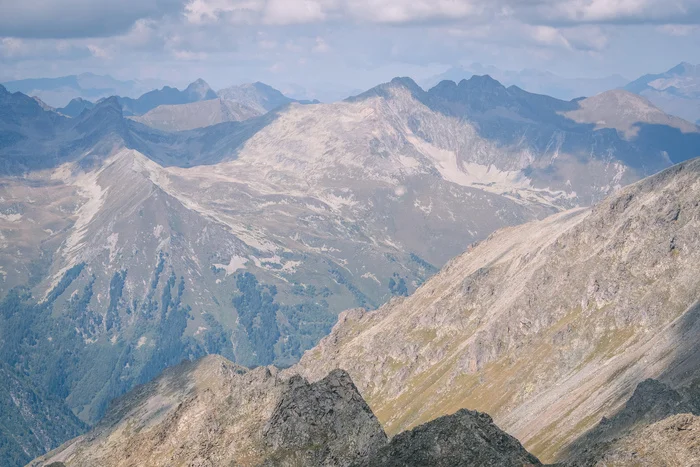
xmin=53 ymin=80 xmax=320 ymax=131
xmin=111 ymin=78 xmax=218 ymax=116
xmin=1 ymin=74 xmax=700 ymax=465
xmin=625 ymin=62 xmax=700 ymax=125
xmin=423 ymin=64 xmax=629 ymax=101
xmin=131 ymin=81 xmax=320 ymax=131
xmin=1 ymin=73 xmax=165 ymax=108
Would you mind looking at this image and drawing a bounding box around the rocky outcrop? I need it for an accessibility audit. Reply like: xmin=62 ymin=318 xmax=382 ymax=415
xmin=263 ymin=369 xmax=388 ymax=466
xmin=590 ymin=413 xmax=700 ymax=466
xmin=29 ymin=355 xmax=544 ymax=467
xmin=29 ymin=356 xmax=387 ymax=467
xmin=565 ymin=378 xmax=700 ymax=465
xmin=364 ymin=409 xmax=541 ymax=467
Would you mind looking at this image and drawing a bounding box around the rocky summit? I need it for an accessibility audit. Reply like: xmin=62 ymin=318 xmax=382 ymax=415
xmin=29 ymin=355 xmax=540 ymax=467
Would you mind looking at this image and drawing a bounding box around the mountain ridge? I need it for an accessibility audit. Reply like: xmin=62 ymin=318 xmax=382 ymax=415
xmin=625 ymin=62 xmax=700 ymax=124
xmin=2 ymin=75 xmax=700 ymax=464
xmin=28 ymin=355 xmax=540 ymax=467
xmin=291 ymin=156 xmax=700 ymax=462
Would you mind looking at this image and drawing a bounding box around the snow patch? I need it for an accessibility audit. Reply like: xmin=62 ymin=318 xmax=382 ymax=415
xmin=0 ymin=213 xmax=22 ymax=222
xmin=213 ymin=255 xmax=248 ymax=276
xmin=361 ymin=272 xmax=381 ymax=285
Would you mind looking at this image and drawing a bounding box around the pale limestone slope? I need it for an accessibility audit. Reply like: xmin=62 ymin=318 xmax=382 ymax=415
xmin=131 ymin=98 xmax=262 ymax=131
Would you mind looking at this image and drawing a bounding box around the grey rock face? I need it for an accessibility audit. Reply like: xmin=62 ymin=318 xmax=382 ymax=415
xmin=263 ymin=369 xmax=388 ymax=466
xmin=130 ymin=97 xmax=263 ymax=131
xmin=364 ymin=409 xmax=541 ymax=467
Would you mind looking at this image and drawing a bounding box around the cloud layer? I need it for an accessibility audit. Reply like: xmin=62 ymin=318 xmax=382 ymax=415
xmin=0 ymin=0 xmax=698 ymax=101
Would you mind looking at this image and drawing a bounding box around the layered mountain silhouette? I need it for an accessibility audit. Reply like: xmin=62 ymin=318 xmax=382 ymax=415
xmin=2 ymin=74 xmax=700 ymax=465
xmin=130 ymin=81 xmax=319 ymax=131
xmin=626 ymin=62 xmax=700 ymax=124
xmin=424 ymin=64 xmax=629 ymax=101
xmin=111 ymin=79 xmax=218 ymax=116
xmin=1 ymin=73 xmax=164 ymax=108
xmin=57 ymin=98 xmax=95 ymax=118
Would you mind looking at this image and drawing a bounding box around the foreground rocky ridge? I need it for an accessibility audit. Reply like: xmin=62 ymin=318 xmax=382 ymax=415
xmin=364 ymin=409 xmax=541 ymax=467
xmin=29 ymin=355 xmax=539 ymax=467
xmin=293 ymin=157 xmax=700 ymax=462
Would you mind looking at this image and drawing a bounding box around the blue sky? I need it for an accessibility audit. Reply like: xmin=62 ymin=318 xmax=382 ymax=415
xmin=1 ymin=0 xmax=699 ymax=96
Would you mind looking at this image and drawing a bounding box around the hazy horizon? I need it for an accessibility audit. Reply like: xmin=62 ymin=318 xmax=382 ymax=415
xmin=2 ymin=0 xmax=699 ymax=100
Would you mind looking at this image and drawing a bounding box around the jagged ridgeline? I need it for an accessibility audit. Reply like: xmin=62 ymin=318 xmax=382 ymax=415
xmin=2 ymin=73 xmax=700 ymax=466
xmin=29 ymin=356 xmax=541 ymax=467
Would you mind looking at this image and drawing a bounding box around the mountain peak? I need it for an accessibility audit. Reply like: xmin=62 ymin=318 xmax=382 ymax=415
xmin=345 ymin=77 xmax=425 ymax=103
xmin=669 ymin=62 xmax=697 ymax=75
xmin=185 ymin=78 xmax=217 ymax=100
xmin=389 ymin=76 xmax=422 ymax=92
xmin=72 ymin=95 xmax=125 ymax=135
xmin=95 ymin=95 xmax=123 ymax=111
xmin=461 ymin=74 xmax=505 ymax=90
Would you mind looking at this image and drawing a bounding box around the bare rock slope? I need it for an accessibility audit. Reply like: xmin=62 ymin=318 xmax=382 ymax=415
xmin=130 ymin=98 xmax=262 ymax=131
xmin=364 ymin=408 xmax=541 ymax=467
xmin=29 ymin=355 xmax=540 ymax=467
xmin=29 ymin=356 xmax=387 ymax=467
xmin=293 ymin=157 xmax=700 ymax=463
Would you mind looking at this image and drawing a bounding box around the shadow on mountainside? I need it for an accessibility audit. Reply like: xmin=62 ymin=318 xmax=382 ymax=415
xmin=348 ymin=76 xmax=700 ymax=175
xmin=561 ymin=301 xmax=700 ymax=465
xmin=128 ymin=107 xmax=281 ymax=168
xmin=0 ymin=87 xmax=281 ymax=175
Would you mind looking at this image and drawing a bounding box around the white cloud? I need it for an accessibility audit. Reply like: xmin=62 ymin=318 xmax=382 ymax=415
xmin=185 ymin=0 xmax=332 ymax=25
xmin=527 ymin=0 xmax=700 ymax=25
xmin=344 ymin=0 xmax=478 ymax=23
xmin=181 ymin=0 xmax=700 ymax=27
xmin=312 ymin=36 xmax=331 ymax=53
xmin=87 ymin=44 xmax=111 ymax=59
xmin=0 ymin=0 xmax=184 ymax=39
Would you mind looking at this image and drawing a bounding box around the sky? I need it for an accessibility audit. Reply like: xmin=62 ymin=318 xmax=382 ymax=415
xmin=1 ymin=0 xmax=699 ymax=99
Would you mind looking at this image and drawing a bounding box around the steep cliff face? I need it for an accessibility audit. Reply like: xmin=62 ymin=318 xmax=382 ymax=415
xmin=293 ymin=157 xmax=700 ymax=462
